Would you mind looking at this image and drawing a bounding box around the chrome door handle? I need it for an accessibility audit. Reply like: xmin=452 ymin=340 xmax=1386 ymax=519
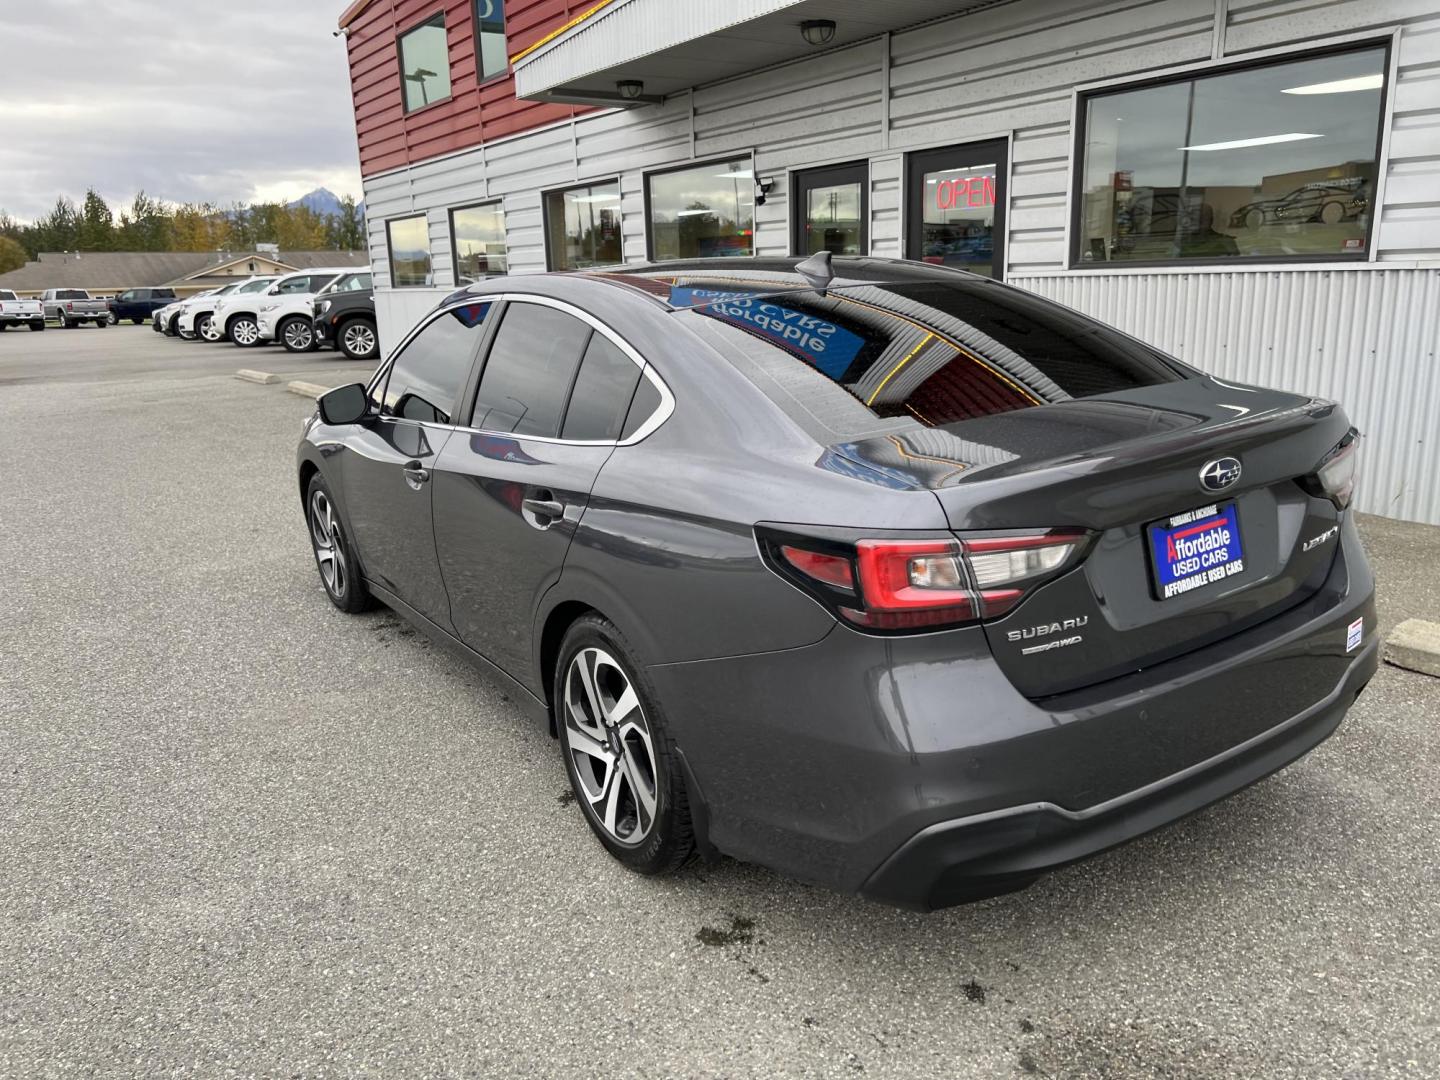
xmin=403 ymin=465 xmax=430 ymax=489
xmin=522 ymin=497 xmax=565 ymax=520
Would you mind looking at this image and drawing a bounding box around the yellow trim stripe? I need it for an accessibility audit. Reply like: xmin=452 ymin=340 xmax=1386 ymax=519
xmin=866 ymin=333 xmax=934 ymax=406
xmin=509 ymin=0 xmax=621 ymax=65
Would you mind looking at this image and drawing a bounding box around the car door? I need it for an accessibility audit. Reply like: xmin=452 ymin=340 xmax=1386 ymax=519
xmin=337 ymin=299 xmax=495 ymax=629
xmin=431 ymin=297 xmax=652 ymax=680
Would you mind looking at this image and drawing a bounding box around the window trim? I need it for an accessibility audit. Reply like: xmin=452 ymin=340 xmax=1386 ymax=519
xmin=448 ymin=200 xmax=508 ymax=286
xmin=1066 ymin=34 xmax=1394 ymax=271
xmin=385 ymin=213 xmax=433 ymax=288
xmin=641 ymin=153 xmax=758 ymax=263
xmin=396 ymin=11 xmax=453 ymax=115
xmin=540 ymin=177 xmax=625 ymax=272
xmin=472 ymin=0 xmax=510 ymax=85
xmin=458 ymin=293 xmax=674 ymax=446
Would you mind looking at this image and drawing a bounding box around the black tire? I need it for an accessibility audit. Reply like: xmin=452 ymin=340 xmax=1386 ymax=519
xmin=338 ymin=317 xmax=379 ymax=361
xmin=279 ymin=315 xmax=316 ymax=353
xmin=166 ymin=313 xmax=181 ymax=336
xmin=30 ymin=320 xmax=44 ymax=332
xmin=132 ymin=317 xmax=144 ymax=325
xmin=94 ymin=318 xmax=107 ymax=328
xmin=194 ymin=313 xmax=213 ymax=341
xmin=555 ymin=614 xmax=694 ymax=876
xmin=304 ymin=472 xmax=373 ymax=614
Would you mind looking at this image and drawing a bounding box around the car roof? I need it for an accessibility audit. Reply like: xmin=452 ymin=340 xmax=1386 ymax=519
xmin=454 ymin=256 xmax=992 ymax=313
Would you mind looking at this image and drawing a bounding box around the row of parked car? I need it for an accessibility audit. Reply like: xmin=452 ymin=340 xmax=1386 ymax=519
xmin=150 ymin=267 xmax=379 ymax=360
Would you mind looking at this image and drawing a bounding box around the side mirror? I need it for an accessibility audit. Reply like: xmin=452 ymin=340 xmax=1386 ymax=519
xmin=317 ymin=382 xmax=369 ymax=425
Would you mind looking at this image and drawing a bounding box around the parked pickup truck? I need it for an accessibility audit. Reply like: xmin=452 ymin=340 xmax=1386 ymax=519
xmin=0 ymin=289 xmax=46 ymax=332
xmin=40 ymin=288 xmax=109 ymax=328
xmin=109 ymin=287 xmax=177 ymax=324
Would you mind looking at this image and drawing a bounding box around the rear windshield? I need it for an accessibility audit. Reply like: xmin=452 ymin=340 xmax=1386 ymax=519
xmin=56 ymin=289 xmax=90 ymax=300
xmin=0 ymin=290 xmax=16 ymax=301
xmin=669 ymin=276 xmax=1182 ymax=428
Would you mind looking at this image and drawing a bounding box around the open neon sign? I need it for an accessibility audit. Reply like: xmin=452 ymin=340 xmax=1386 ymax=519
xmin=934 ymin=174 xmax=996 ymax=211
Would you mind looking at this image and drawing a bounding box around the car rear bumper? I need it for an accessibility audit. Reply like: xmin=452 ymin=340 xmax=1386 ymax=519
xmin=648 ymin=514 xmax=1376 ymax=908
xmin=860 ymin=631 xmax=1377 ymax=909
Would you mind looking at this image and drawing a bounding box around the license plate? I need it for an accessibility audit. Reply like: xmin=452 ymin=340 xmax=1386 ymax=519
xmin=1146 ymin=501 xmax=1244 ymax=600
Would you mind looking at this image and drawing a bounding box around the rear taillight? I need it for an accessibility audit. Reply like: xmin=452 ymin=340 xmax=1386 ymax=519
xmin=1301 ymin=429 xmax=1359 ymax=509
xmin=760 ymin=527 xmax=1091 ymax=633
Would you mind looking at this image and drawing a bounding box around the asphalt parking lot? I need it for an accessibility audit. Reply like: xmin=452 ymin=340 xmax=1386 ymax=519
xmin=2 ymin=324 xmax=1438 ymax=1078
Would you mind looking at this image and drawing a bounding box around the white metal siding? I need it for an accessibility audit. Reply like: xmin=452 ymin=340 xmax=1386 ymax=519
xmin=1011 ymin=267 xmax=1440 ymax=524
xmin=361 ymin=0 xmax=1440 ymax=522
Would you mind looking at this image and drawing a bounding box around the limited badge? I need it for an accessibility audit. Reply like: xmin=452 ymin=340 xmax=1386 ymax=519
xmin=1347 ymin=617 xmax=1364 ymax=653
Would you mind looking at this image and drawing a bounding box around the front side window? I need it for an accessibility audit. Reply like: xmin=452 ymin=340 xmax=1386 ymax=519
xmin=118 ymin=291 xmax=136 ymax=301
xmin=647 ymin=158 xmax=756 ymax=260
xmin=471 ymin=303 xmax=591 ymax=436
xmin=236 ymin=279 xmax=275 ymax=295
xmin=382 ymin=301 xmax=493 ymax=424
xmin=476 ymin=0 xmax=507 ymax=81
xmin=1076 ymin=43 xmax=1387 ymax=265
xmin=328 ymin=272 xmax=372 ymax=293
xmin=450 ymin=203 xmax=508 ymax=284
xmin=543 ymin=182 xmax=622 ymax=270
xmin=387 ymin=215 xmax=433 ymax=287
xmin=398 ymin=14 xmax=451 ymax=113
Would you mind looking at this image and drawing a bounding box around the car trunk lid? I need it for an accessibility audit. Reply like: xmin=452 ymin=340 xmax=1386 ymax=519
xmin=827 ymin=377 xmax=1353 ymax=697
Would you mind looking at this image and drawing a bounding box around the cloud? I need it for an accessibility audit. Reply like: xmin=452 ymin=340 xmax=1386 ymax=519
xmin=0 ymin=0 xmax=361 ymax=222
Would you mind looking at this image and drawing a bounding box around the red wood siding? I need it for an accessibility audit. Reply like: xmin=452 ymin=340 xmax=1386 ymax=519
xmin=346 ymin=0 xmax=590 ymax=177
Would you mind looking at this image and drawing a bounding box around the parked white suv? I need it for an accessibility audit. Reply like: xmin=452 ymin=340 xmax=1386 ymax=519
xmin=258 ymin=269 xmax=373 ymax=352
xmin=217 ymin=267 xmax=358 ymax=348
xmin=179 ymin=278 xmax=277 ymax=340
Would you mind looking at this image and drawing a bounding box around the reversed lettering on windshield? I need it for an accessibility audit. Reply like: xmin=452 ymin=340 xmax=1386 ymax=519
xmin=1147 ymin=501 xmax=1245 ymax=600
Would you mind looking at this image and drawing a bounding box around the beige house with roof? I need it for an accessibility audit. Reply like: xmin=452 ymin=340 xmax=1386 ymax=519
xmin=0 ymin=250 xmax=368 ymax=299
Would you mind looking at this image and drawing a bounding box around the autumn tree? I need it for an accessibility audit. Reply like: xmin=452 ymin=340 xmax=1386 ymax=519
xmin=0 ymin=235 xmax=27 ymax=273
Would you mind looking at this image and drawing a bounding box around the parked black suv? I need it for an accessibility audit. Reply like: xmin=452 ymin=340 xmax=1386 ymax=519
xmin=108 ymin=288 xmax=177 ymax=325
xmin=313 ymin=286 xmax=377 ymax=361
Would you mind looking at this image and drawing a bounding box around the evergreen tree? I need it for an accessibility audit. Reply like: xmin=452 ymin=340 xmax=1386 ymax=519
xmin=77 ymin=189 xmax=115 ymax=250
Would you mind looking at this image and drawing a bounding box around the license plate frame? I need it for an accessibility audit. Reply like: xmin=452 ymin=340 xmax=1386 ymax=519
xmin=1146 ymin=501 xmax=1245 ymax=601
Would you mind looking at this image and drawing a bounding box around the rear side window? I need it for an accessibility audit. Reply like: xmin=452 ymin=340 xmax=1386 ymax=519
xmin=381 ymin=301 xmax=493 ymax=424
xmin=472 ymin=303 xmax=590 ymax=437
xmin=561 ymin=334 xmax=642 ymax=441
xmin=57 ymin=290 xmax=89 ymax=300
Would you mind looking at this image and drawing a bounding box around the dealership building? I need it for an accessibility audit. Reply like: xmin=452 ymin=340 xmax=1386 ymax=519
xmin=338 ymin=0 xmax=1440 ymax=523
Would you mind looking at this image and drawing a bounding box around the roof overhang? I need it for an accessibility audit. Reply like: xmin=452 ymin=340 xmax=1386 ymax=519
xmin=512 ymin=0 xmax=1003 ymax=106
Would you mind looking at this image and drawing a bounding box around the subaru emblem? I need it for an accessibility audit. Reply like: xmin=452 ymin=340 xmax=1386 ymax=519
xmin=1199 ymin=457 xmax=1242 ymax=493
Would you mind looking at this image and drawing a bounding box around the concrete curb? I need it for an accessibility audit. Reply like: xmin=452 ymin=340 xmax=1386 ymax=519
xmin=1384 ymin=618 xmax=1440 ymax=678
xmin=235 ymin=369 xmax=280 ymax=385
xmin=286 ymin=380 xmax=330 ymax=400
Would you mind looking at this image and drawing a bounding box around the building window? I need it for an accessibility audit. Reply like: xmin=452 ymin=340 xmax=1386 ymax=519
xmin=387 ymin=215 xmax=433 ymax=287
xmin=1075 ymin=42 xmax=1387 ymax=266
xmin=476 ymin=0 xmax=507 ymax=81
xmin=543 ymin=181 xmax=623 ymax=270
xmin=646 ymin=158 xmax=755 ymax=260
xmin=398 ymin=14 xmax=451 ymax=113
xmin=450 ymin=203 xmax=508 ymax=284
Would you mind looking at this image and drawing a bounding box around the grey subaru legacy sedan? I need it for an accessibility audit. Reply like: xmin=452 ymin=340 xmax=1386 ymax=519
xmin=296 ymin=256 xmax=1376 ymax=910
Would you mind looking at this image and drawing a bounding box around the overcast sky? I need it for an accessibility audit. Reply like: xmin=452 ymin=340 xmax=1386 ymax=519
xmin=0 ymin=0 xmax=361 ymax=223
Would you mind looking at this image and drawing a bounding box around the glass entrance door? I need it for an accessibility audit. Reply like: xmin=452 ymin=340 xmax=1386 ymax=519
xmin=792 ymin=162 xmax=868 ymax=256
xmin=906 ymin=139 xmax=1008 ymax=279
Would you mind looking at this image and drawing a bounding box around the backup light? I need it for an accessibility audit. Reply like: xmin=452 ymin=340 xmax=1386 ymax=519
xmin=1303 ymin=429 xmax=1360 ymax=509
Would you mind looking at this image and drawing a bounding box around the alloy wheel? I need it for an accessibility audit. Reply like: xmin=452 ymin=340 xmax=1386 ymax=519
xmin=308 ymin=489 xmax=348 ymax=597
xmin=232 ymin=318 xmax=260 ymax=346
xmin=563 ymin=647 xmax=658 ymax=846
xmin=196 ymin=314 xmax=213 ymax=340
xmin=283 ymin=320 xmax=313 ymax=350
xmin=342 ymin=322 xmax=376 ymax=358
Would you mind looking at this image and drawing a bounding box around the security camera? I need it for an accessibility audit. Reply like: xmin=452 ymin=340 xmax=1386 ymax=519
xmin=333 ymin=26 xmax=352 ymax=38
xmin=755 ymin=177 xmax=775 ymax=206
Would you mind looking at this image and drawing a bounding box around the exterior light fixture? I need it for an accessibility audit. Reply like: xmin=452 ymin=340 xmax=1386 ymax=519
xmin=801 ymin=20 xmax=836 ymax=46
xmin=617 ymin=80 xmax=645 ymax=100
